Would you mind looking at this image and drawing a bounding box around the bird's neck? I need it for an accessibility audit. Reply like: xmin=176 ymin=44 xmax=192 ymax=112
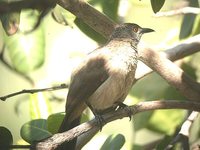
xmin=107 ymin=38 xmax=139 ymax=48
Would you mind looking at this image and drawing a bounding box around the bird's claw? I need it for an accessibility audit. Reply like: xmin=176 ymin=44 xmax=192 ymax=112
xmin=94 ymin=113 xmax=105 ymax=131
xmin=115 ymin=102 xmax=132 ymax=121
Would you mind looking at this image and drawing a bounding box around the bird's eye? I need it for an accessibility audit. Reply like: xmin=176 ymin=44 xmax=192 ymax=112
xmin=133 ymin=27 xmax=138 ymax=32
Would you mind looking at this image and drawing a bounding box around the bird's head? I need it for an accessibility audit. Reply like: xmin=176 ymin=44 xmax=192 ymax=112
xmin=110 ymin=23 xmax=154 ymax=43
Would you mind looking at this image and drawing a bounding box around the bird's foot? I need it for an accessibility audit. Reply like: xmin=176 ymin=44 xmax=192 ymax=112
xmin=94 ymin=112 xmax=105 ymax=131
xmin=115 ymin=102 xmax=132 ymax=121
xmin=85 ymin=101 xmax=105 ymax=131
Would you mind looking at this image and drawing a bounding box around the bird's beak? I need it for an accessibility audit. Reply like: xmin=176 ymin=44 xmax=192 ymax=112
xmin=140 ymin=28 xmax=155 ymax=34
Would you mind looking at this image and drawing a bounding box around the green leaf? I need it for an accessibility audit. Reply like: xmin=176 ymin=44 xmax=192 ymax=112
xmin=20 ymin=119 xmax=52 ymax=144
xmin=74 ymin=18 xmax=106 ymax=44
xmin=100 ymin=134 xmax=125 ymax=150
xmin=4 ymin=10 xmax=45 ymax=74
xmin=150 ymin=0 xmax=165 ymax=13
xmin=47 ymin=112 xmax=89 ymax=134
xmin=179 ymin=15 xmax=196 ymax=39
xmin=47 ymin=112 xmax=65 ymax=134
xmin=179 ymin=0 xmax=199 ymax=39
xmin=101 ymin=0 xmax=120 ymax=21
xmin=155 ymin=135 xmax=173 ymax=150
xmin=147 ymin=109 xmax=185 ymax=135
xmin=132 ymin=144 xmax=143 ymax=150
xmin=80 ymin=113 xmax=90 ymax=123
xmin=133 ymin=111 xmax=154 ymax=131
xmin=0 ymin=127 xmax=13 ymax=150
xmin=190 ymin=14 xmax=200 ymax=37
xmin=52 ymin=5 xmax=75 ymax=26
xmin=29 ymin=93 xmax=51 ymax=119
xmin=0 ymin=10 xmax=21 ymax=35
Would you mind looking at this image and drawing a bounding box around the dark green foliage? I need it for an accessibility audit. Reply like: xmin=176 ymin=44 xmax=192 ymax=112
xmin=74 ymin=18 xmax=106 ymax=44
xmin=0 ymin=127 xmax=13 ymax=150
xmin=179 ymin=0 xmax=199 ymax=39
xmin=100 ymin=134 xmax=125 ymax=150
xmin=150 ymin=0 xmax=165 ymax=13
xmin=20 ymin=119 xmax=52 ymax=144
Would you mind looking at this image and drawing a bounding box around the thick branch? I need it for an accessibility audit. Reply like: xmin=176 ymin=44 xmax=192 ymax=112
xmin=0 ymin=0 xmax=56 ymax=14
xmin=139 ymin=47 xmax=200 ymax=101
xmin=35 ymin=100 xmax=200 ymax=150
xmin=57 ymin=0 xmax=116 ymax=38
xmin=136 ymin=34 xmax=200 ymax=80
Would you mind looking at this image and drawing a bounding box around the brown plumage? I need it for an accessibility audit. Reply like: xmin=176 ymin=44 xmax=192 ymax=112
xmin=57 ymin=23 xmax=154 ymax=150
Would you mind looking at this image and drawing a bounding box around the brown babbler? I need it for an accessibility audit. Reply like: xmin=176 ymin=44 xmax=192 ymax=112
xmin=58 ymin=23 xmax=154 ymax=150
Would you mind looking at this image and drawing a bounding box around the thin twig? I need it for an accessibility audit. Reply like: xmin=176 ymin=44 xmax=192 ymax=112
xmin=154 ymin=7 xmax=200 ymax=17
xmin=0 ymin=84 xmax=68 ymax=101
xmin=165 ymin=111 xmax=199 ymax=150
xmin=35 ymin=100 xmax=200 ymax=150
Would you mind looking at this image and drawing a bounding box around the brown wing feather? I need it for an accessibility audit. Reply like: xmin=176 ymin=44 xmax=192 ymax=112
xmin=65 ymin=52 xmax=110 ymax=122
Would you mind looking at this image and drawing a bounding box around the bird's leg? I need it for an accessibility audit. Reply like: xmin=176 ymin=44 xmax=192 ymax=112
xmin=85 ymin=101 xmax=105 ymax=131
xmin=115 ymin=102 xmax=132 ymax=121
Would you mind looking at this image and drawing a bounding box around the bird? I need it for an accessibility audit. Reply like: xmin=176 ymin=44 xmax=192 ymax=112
xmin=57 ymin=23 xmax=154 ymax=150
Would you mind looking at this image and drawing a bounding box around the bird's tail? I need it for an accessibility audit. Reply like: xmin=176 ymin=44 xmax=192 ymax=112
xmin=57 ymin=115 xmax=81 ymax=150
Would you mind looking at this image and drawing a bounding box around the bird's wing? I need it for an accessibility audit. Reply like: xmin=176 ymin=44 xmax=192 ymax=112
xmin=65 ymin=50 xmax=110 ymax=120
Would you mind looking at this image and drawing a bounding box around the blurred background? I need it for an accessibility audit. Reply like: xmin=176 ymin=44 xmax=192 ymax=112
xmin=0 ymin=0 xmax=200 ymax=149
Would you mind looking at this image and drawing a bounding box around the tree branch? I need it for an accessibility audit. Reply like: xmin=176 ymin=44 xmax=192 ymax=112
xmin=57 ymin=0 xmax=200 ymax=103
xmin=154 ymin=7 xmax=200 ymax=17
xmin=35 ymin=100 xmax=200 ymax=150
xmin=57 ymin=0 xmax=116 ymax=38
xmin=0 ymin=84 xmax=68 ymax=101
xmin=136 ymin=34 xmax=200 ymax=80
xmin=139 ymin=47 xmax=200 ymax=101
xmin=165 ymin=111 xmax=199 ymax=149
xmin=0 ymin=0 xmax=56 ymax=14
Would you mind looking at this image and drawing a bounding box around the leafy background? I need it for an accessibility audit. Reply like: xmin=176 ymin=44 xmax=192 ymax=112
xmin=0 ymin=0 xmax=200 ymax=149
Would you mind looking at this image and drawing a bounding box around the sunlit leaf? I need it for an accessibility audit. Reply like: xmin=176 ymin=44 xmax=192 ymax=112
xmin=189 ymin=53 xmax=200 ymax=82
xmin=133 ymin=111 xmax=154 ymax=131
xmin=147 ymin=109 xmax=185 ymax=135
xmin=20 ymin=119 xmax=52 ymax=144
xmin=100 ymin=134 xmax=125 ymax=150
xmin=0 ymin=126 xmax=13 ymax=150
xmin=191 ymin=15 xmax=200 ymax=37
xmin=47 ymin=112 xmax=65 ymax=134
xmin=130 ymin=73 xmax=169 ymax=100
xmin=29 ymin=93 xmax=51 ymax=119
xmin=74 ymin=18 xmax=106 ymax=44
xmin=150 ymin=0 xmax=165 ymax=13
xmin=4 ymin=10 xmax=45 ymax=74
